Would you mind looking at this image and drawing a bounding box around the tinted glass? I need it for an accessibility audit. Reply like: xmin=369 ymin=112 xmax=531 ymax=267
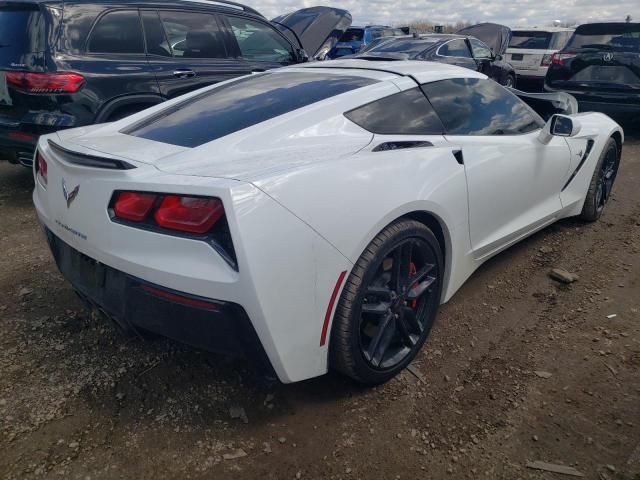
xmin=469 ymin=38 xmax=492 ymax=58
xmin=371 ymin=39 xmax=438 ymax=54
xmin=142 ymin=11 xmax=171 ymax=57
xmin=509 ymin=31 xmax=553 ymax=49
xmin=345 ymin=88 xmax=444 ymax=135
xmin=128 ymin=72 xmax=376 ymax=147
xmin=422 ymin=78 xmax=544 ymax=136
xmin=159 ymin=11 xmax=226 ymax=58
xmin=550 ymin=31 xmax=572 ymax=50
xmin=438 ymin=39 xmax=471 ymax=57
xmin=340 ymin=28 xmax=364 ymax=42
xmin=88 ymin=11 xmax=144 ymax=54
xmin=0 ymin=5 xmax=44 ymax=59
xmin=566 ymin=24 xmax=640 ymax=52
xmin=227 ymin=16 xmax=293 ymax=63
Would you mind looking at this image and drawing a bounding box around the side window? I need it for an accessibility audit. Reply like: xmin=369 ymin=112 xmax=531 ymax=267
xmin=226 ymin=16 xmax=293 ymax=63
xmin=88 ymin=10 xmax=144 ymax=54
xmin=469 ymin=38 xmax=493 ymax=58
xmin=438 ymin=39 xmax=472 ymax=58
xmin=422 ymin=78 xmax=544 ymax=136
xmin=158 ymin=11 xmax=226 ymax=58
xmin=141 ymin=11 xmax=170 ymax=57
xmin=344 ymin=88 xmax=444 ymax=135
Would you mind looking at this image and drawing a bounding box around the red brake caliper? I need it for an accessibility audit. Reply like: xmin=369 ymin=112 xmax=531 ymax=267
xmin=409 ymin=262 xmax=418 ymax=310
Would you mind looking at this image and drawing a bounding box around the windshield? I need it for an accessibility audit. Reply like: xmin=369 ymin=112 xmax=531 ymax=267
xmin=567 ymin=24 xmax=640 ymax=52
xmin=0 ymin=5 xmax=45 ymax=62
xmin=339 ymin=28 xmax=364 ymax=42
xmin=370 ymin=39 xmax=438 ymax=54
xmin=510 ymin=31 xmax=552 ymax=49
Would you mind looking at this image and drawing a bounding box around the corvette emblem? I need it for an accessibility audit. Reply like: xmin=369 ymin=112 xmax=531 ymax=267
xmin=62 ymin=179 xmax=80 ymax=208
xmin=603 ymin=52 xmax=614 ymax=62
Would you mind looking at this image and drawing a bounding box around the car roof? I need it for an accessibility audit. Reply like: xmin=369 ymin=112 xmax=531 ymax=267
xmin=512 ymin=27 xmax=575 ymax=32
xmin=298 ymin=59 xmax=486 ymax=84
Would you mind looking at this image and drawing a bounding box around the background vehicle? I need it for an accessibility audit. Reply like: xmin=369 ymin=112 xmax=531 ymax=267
xmin=327 ymin=25 xmax=405 ymax=58
xmin=353 ymin=34 xmax=516 ymax=86
xmin=506 ymin=27 xmax=574 ymax=82
xmin=545 ymin=22 xmax=640 ymax=115
xmin=0 ymin=0 xmax=350 ymax=167
xmin=33 ymin=60 xmax=622 ymax=384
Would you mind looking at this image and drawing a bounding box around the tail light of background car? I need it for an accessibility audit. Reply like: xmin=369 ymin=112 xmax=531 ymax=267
xmin=110 ymin=191 xmax=236 ymax=269
xmin=541 ymin=54 xmax=553 ymax=66
xmin=6 ymin=71 xmax=85 ymax=94
xmin=35 ymin=151 xmax=48 ymax=186
xmin=550 ymin=52 xmax=576 ymax=66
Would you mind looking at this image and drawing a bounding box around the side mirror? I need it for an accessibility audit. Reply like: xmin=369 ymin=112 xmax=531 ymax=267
xmin=538 ymin=114 xmax=581 ymax=144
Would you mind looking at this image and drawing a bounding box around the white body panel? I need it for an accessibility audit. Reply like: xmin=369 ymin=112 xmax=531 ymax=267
xmin=32 ymin=60 xmax=623 ymax=383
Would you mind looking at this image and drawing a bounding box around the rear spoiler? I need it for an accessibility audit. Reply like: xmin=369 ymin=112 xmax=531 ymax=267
xmin=508 ymin=88 xmax=578 ymax=119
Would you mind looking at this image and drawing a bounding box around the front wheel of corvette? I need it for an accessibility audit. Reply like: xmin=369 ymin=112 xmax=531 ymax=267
xmin=330 ymin=219 xmax=443 ymax=385
xmin=579 ymin=137 xmax=620 ymax=222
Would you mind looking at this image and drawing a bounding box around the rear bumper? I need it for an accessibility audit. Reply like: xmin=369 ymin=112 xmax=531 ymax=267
xmin=514 ymin=69 xmax=546 ymax=79
xmin=0 ymin=127 xmax=39 ymax=167
xmin=45 ymin=228 xmax=275 ymax=374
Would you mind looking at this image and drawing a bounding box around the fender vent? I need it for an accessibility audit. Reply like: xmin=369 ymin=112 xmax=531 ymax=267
xmin=562 ymin=139 xmax=595 ymax=192
xmin=373 ymin=141 xmax=433 ymax=152
xmin=48 ymin=140 xmax=136 ymax=170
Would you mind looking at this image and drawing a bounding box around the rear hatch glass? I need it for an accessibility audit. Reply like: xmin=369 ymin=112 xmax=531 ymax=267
xmin=510 ymin=31 xmax=552 ymax=49
xmin=0 ymin=4 xmax=45 ymax=66
xmin=566 ymin=23 xmax=640 ymax=52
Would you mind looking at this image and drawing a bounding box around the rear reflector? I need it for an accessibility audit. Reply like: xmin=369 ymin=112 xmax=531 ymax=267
xmin=140 ymin=285 xmax=219 ymax=311
xmin=6 ymin=71 xmax=85 ymax=94
xmin=36 ymin=151 xmax=48 ymax=185
xmin=8 ymin=131 xmax=35 ymax=140
xmin=320 ymin=271 xmax=348 ymax=347
xmin=154 ymin=196 xmax=224 ymax=234
xmin=113 ymin=192 xmax=157 ymax=222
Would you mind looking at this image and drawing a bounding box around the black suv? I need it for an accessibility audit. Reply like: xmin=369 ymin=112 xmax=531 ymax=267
xmin=0 ymin=1 xmax=351 ymax=167
xmin=545 ymin=22 xmax=640 ymax=116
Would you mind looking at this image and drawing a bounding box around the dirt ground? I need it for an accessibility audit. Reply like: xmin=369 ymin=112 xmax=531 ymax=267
xmin=1 ymin=128 xmax=639 ymax=480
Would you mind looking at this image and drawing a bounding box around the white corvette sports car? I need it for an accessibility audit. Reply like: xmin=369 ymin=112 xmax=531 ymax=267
xmin=33 ymin=60 xmax=623 ymax=384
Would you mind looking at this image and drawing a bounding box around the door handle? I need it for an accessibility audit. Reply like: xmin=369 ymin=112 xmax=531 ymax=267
xmin=173 ymin=69 xmax=196 ymax=78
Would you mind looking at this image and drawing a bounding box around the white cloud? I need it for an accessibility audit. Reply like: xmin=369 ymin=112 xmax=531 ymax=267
xmin=255 ymin=0 xmax=636 ymax=27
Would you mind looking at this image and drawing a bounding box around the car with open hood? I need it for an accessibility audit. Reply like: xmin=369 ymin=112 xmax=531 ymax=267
xmin=545 ymin=22 xmax=640 ymax=116
xmin=0 ymin=0 xmax=351 ymax=167
xmin=351 ymin=32 xmax=516 ymax=87
xmin=325 ymin=25 xmax=406 ymax=59
xmin=33 ymin=59 xmax=623 ymax=384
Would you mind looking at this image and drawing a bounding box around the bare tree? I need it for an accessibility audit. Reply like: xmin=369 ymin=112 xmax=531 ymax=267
xmin=626 ymin=15 xmax=632 ymax=23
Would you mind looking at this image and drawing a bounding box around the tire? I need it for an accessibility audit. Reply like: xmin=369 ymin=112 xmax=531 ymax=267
xmin=504 ymin=74 xmax=516 ymax=88
xmin=330 ymin=219 xmax=444 ymax=385
xmin=579 ymin=137 xmax=620 ymax=222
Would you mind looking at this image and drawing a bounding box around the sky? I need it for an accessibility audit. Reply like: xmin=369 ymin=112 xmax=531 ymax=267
xmin=256 ymin=0 xmax=636 ymax=27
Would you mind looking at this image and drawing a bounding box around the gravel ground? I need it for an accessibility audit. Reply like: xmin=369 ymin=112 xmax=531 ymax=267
xmin=0 ymin=128 xmax=639 ymax=480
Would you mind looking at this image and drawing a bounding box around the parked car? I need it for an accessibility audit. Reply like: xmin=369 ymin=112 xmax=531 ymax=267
xmin=327 ymin=25 xmax=405 ymax=59
xmin=0 ymin=1 xmax=351 ymax=167
xmin=33 ymin=59 xmax=622 ymax=384
xmin=506 ymin=27 xmax=574 ymax=81
xmin=353 ymin=33 xmax=516 ymax=87
xmin=545 ymin=22 xmax=640 ymax=115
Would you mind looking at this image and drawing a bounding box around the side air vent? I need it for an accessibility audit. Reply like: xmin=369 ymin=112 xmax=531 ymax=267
xmin=48 ymin=140 xmax=136 ymax=170
xmin=562 ymin=139 xmax=595 ymax=191
xmin=373 ymin=141 xmax=434 ymax=152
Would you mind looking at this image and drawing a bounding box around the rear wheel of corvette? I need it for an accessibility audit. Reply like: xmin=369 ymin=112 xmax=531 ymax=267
xmin=579 ymin=137 xmax=620 ymax=222
xmin=330 ymin=219 xmax=443 ymax=385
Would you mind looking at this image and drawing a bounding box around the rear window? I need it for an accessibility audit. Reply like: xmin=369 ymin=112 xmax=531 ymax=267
xmin=566 ymin=23 xmax=640 ymax=52
xmin=0 ymin=5 xmax=45 ymax=59
xmin=340 ymin=28 xmax=364 ymax=42
xmin=509 ymin=31 xmax=552 ymax=49
xmin=127 ymin=72 xmax=376 ymax=147
xmin=371 ymin=39 xmax=437 ymax=54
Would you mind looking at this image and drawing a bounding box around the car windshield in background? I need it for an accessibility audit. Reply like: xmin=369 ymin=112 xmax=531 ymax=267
xmin=126 ymin=72 xmax=376 ymax=147
xmin=509 ymin=31 xmax=552 ymax=49
xmin=371 ymin=39 xmax=438 ymax=54
xmin=567 ymin=24 xmax=640 ymax=52
xmin=0 ymin=5 xmax=45 ymax=61
xmin=339 ymin=28 xmax=364 ymax=42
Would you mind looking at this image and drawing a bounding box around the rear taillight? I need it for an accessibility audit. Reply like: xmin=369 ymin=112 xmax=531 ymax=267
xmin=113 ymin=192 xmax=157 ymax=222
xmin=36 ymin=151 xmax=48 ymax=186
xmin=154 ymin=196 xmax=225 ymax=234
xmin=541 ymin=54 xmax=553 ymax=66
xmin=112 ymin=192 xmax=225 ymax=234
xmin=550 ymin=52 xmax=576 ymax=66
xmin=6 ymin=71 xmax=85 ymax=94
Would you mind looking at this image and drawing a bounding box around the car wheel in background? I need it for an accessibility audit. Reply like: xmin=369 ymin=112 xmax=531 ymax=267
xmin=580 ymin=137 xmax=620 ymax=222
xmin=330 ymin=219 xmax=443 ymax=384
xmin=504 ymin=74 xmax=516 ymax=88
